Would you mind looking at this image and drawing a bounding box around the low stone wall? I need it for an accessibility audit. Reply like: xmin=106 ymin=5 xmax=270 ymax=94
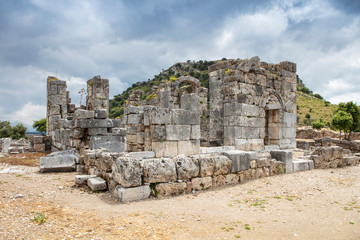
xmin=297 ymin=137 xmax=360 ymax=153
xmin=296 ymin=127 xmax=360 ymax=141
xmin=29 ymin=135 xmax=52 ymax=152
xmin=81 ymin=149 xmax=285 ymax=202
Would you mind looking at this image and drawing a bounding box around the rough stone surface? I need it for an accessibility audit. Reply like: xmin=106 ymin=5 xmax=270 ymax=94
xmin=143 ymin=158 xmax=177 ymax=183
xmin=112 ymin=157 xmax=143 ymax=188
xmin=270 ymin=150 xmax=293 ymax=173
xmin=174 ymin=155 xmax=199 ymax=180
xmin=222 ymin=150 xmax=255 ymax=172
xmin=196 ymin=155 xmax=215 ymax=177
xmin=75 ymin=175 xmax=97 ymax=185
xmin=128 ymin=151 xmax=155 ymax=159
xmin=40 ymin=155 xmax=77 ymax=173
xmin=191 ymin=177 xmax=212 ymax=191
xmin=87 ymin=177 xmax=107 ymax=191
xmin=90 ymin=136 xmax=126 ymax=152
xmin=113 ymin=185 xmax=151 ymax=203
xmin=155 ymin=182 xmax=187 ymax=197
xmin=213 ymin=155 xmax=232 ymax=175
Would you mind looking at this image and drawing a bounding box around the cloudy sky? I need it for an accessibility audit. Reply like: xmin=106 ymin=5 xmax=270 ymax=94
xmin=0 ymin=0 xmax=359 ymax=131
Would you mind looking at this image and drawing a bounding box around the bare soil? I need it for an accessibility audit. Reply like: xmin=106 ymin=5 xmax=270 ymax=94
xmin=0 ymin=155 xmax=359 ymax=240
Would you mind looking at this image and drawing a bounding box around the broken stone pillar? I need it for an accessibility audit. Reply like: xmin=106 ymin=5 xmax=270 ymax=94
xmin=86 ymin=76 xmax=109 ymax=112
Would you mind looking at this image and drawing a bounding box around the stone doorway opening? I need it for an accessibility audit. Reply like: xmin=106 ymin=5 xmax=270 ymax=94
xmin=265 ymin=109 xmax=280 ymax=146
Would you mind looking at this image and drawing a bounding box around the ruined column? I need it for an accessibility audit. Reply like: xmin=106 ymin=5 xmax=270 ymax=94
xmin=46 ymin=76 xmax=67 ymax=135
xmin=86 ymin=75 xmax=109 ymax=112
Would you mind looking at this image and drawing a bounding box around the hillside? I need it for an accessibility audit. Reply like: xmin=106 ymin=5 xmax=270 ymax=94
xmin=109 ymin=59 xmax=338 ymax=126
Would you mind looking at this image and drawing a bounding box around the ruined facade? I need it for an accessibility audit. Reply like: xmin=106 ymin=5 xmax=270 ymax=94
xmin=41 ymin=57 xmax=324 ymax=202
xmin=208 ymin=57 xmax=297 ymax=150
xmin=46 ymin=76 xmax=126 ymax=156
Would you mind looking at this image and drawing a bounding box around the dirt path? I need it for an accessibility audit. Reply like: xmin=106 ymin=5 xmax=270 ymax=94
xmin=0 ymin=161 xmax=359 ymax=240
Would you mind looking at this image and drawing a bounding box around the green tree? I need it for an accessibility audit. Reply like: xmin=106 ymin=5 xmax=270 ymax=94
xmin=331 ymin=110 xmax=353 ymax=140
xmin=336 ymin=101 xmax=360 ymax=140
xmin=0 ymin=121 xmax=27 ymax=139
xmin=11 ymin=123 xmax=27 ymax=139
xmin=33 ymin=118 xmax=47 ymax=134
xmin=0 ymin=121 xmax=12 ymax=138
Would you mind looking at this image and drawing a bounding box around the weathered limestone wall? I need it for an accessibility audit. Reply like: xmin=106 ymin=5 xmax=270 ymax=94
xmin=297 ymin=137 xmax=360 ymax=153
xmin=81 ymin=149 xmax=285 ymax=202
xmin=123 ymin=76 xmax=207 ymax=156
xmin=46 ymin=75 xmax=126 ymax=154
xmin=208 ymin=57 xmax=297 ymax=151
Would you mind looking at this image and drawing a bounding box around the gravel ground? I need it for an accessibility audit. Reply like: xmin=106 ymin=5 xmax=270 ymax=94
xmin=0 ymin=159 xmax=359 ymax=240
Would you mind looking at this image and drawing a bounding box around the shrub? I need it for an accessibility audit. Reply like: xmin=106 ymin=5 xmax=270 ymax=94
xmin=305 ymin=113 xmax=311 ymax=119
xmin=314 ymin=93 xmax=323 ymax=100
xmin=312 ymin=121 xmax=325 ymax=130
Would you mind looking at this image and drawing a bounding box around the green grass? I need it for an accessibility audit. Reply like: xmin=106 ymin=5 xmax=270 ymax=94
xmin=297 ymin=91 xmax=338 ymax=126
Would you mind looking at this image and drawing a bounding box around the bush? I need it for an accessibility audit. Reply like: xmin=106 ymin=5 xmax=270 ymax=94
xmin=0 ymin=121 xmax=27 ymax=139
xmin=305 ymin=113 xmax=311 ymax=119
xmin=312 ymin=121 xmax=325 ymax=130
xmin=299 ymin=86 xmax=312 ymax=94
xmin=313 ymin=93 xmax=323 ymax=100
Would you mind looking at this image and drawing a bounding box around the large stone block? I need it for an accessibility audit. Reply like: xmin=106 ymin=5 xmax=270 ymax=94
xmin=80 ymin=119 xmax=114 ymax=128
xmin=90 ymin=136 xmax=126 ymax=152
xmin=171 ymin=109 xmax=200 ymax=125
xmin=40 ymin=154 xmax=77 ymax=173
xmin=88 ymin=128 xmax=108 ymax=136
xmin=150 ymin=108 xmax=171 ymax=125
xmin=112 ymin=157 xmax=143 ymax=188
xmin=150 ymin=125 xmax=166 ymax=141
xmin=127 ymin=113 xmax=143 ymax=124
xmin=31 ymin=136 xmax=44 ymax=144
xmin=191 ymin=177 xmax=212 ymax=191
xmin=94 ymin=109 xmax=108 ymax=119
xmin=155 ymin=182 xmax=187 ymax=197
xmin=74 ymin=109 xmax=95 ymax=119
xmin=114 ymin=185 xmax=151 ymax=203
xmin=166 ymin=125 xmax=190 ymax=141
xmin=87 ymin=177 xmax=107 ymax=191
xmin=143 ymin=158 xmax=177 ymax=183
xmin=270 ymin=150 xmax=293 ymax=173
xmin=75 ymin=175 xmax=97 ymax=185
xmin=222 ymin=150 xmax=256 ymax=172
xmin=190 ymin=125 xmax=201 ymax=140
xmin=213 ymin=155 xmax=232 ymax=175
xmin=33 ymin=144 xmax=45 ymax=152
xmin=174 ymin=155 xmax=199 ymax=180
xmin=195 ymin=154 xmax=215 ymax=177
xmin=178 ymin=140 xmax=200 ymax=155
xmin=292 ymin=159 xmax=314 ymax=172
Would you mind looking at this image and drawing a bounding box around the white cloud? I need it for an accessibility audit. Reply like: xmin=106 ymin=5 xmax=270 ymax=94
xmin=3 ymin=102 xmax=46 ymax=127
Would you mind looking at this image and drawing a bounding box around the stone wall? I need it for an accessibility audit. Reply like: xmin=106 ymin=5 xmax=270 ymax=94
xmin=46 ymin=75 xmax=126 ymax=154
xmin=208 ymin=57 xmax=297 ymax=150
xmin=296 ymin=126 xmax=360 ymax=141
xmin=123 ymin=76 xmax=207 ymax=156
xmin=297 ymin=137 xmax=360 ymax=153
xmin=81 ymin=149 xmax=286 ymax=202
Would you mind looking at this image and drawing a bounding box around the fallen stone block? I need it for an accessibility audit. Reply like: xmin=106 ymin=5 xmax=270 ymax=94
xmin=75 ymin=175 xmax=97 ymax=185
xmin=113 ymin=185 xmax=151 ymax=203
xmin=270 ymin=150 xmax=293 ymax=173
xmin=292 ymin=159 xmax=314 ymax=172
xmin=87 ymin=177 xmax=107 ymax=191
xmin=40 ymin=151 xmax=78 ymax=173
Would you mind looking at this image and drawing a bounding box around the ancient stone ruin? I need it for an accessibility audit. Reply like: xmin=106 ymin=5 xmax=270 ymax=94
xmin=36 ymin=56 xmax=359 ymax=202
